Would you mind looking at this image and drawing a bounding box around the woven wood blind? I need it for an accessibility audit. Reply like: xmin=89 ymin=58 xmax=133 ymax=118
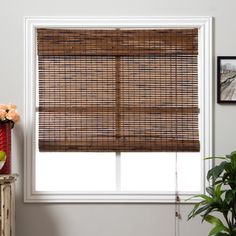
xmin=37 ymin=28 xmax=199 ymax=152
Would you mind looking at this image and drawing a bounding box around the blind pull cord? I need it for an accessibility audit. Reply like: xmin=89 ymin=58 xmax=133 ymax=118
xmin=175 ymin=152 xmax=181 ymax=236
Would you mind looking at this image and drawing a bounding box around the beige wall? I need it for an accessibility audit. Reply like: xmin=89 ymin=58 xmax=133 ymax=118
xmin=1 ymin=0 xmax=236 ymax=235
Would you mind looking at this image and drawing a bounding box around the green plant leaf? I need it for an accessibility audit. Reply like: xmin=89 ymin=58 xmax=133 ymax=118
xmin=225 ymin=190 xmax=236 ymax=204
xmin=188 ymin=201 xmax=202 ymax=220
xmin=214 ymin=184 xmax=223 ymax=199
xmin=206 ymin=187 xmax=214 ymax=196
xmin=204 ymin=157 xmax=227 ymax=160
xmin=207 ymin=162 xmax=228 ymax=181
xmin=195 ymin=194 xmax=213 ymax=203
xmin=201 ymin=207 xmax=215 ymax=222
xmin=192 ymin=203 xmax=214 ymax=218
xmin=222 ymin=173 xmax=229 ymax=183
xmin=204 ymin=215 xmax=227 ymax=228
xmin=204 ymin=215 xmax=229 ymax=236
xmin=187 ymin=200 xmax=210 ymax=220
xmin=215 ymin=233 xmax=229 ymax=236
xmin=208 ymin=225 xmax=226 ymax=236
xmin=214 ymin=180 xmax=224 ymax=185
xmin=230 ymin=150 xmax=236 ymax=156
xmin=231 ymin=153 xmax=236 ymax=169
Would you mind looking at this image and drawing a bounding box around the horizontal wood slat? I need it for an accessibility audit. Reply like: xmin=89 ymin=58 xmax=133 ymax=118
xmin=39 ymin=140 xmax=200 ymax=152
xmin=37 ymin=28 xmax=199 ymax=152
xmin=38 ymin=107 xmax=199 ymax=113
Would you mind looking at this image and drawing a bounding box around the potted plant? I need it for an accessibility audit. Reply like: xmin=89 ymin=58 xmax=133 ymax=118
xmin=188 ymin=151 xmax=236 ymax=236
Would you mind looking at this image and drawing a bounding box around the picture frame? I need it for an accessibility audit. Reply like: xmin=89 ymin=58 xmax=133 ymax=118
xmin=217 ymin=56 xmax=236 ymax=103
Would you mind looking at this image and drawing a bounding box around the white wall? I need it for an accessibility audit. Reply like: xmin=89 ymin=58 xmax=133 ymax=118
xmin=1 ymin=0 xmax=236 ymax=235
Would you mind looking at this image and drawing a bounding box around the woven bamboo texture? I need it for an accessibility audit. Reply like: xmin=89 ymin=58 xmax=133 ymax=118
xmin=37 ymin=28 xmax=199 ymax=152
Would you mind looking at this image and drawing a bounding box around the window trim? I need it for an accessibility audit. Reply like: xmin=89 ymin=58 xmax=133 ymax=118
xmin=24 ymin=16 xmax=213 ymax=203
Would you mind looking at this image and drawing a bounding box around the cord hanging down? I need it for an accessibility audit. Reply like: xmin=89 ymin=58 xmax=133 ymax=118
xmin=175 ymin=153 xmax=181 ymax=236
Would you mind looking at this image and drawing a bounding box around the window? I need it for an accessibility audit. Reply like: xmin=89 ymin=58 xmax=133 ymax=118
xmin=24 ymin=17 xmax=212 ymax=202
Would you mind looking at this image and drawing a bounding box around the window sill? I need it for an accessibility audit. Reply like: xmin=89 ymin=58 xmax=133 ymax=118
xmin=24 ymin=191 xmax=203 ymax=203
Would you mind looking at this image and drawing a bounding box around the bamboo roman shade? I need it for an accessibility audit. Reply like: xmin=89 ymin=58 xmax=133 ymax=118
xmin=37 ymin=28 xmax=199 ymax=152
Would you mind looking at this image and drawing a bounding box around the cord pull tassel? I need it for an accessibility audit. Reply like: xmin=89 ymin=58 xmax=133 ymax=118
xmin=176 ymin=195 xmax=180 ymax=202
xmin=175 ymin=211 xmax=182 ymax=220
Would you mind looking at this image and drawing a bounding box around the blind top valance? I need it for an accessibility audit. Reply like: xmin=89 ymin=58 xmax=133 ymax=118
xmin=37 ymin=28 xmax=198 ymax=56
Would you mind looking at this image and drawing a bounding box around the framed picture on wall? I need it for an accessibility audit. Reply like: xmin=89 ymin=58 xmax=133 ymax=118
xmin=217 ymin=56 xmax=236 ymax=103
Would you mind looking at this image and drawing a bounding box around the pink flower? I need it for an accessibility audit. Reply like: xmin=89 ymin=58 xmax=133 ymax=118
xmin=0 ymin=104 xmax=7 ymax=110
xmin=0 ymin=104 xmax=20 ymax=125
xmin=0 ymin=109 xmax=7 ymax=121
xmin=6 ymin=109 xmax=20 ymax=123
xmin=6 ymin=104 xmax=17 ymax=110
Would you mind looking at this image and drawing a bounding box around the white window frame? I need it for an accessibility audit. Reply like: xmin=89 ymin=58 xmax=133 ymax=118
xmin=24 ymin=16 xmax=212 ymax=203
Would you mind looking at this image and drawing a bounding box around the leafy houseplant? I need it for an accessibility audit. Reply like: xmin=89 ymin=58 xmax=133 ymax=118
xmin=188 ymin=151 xmax=236 ymax=236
